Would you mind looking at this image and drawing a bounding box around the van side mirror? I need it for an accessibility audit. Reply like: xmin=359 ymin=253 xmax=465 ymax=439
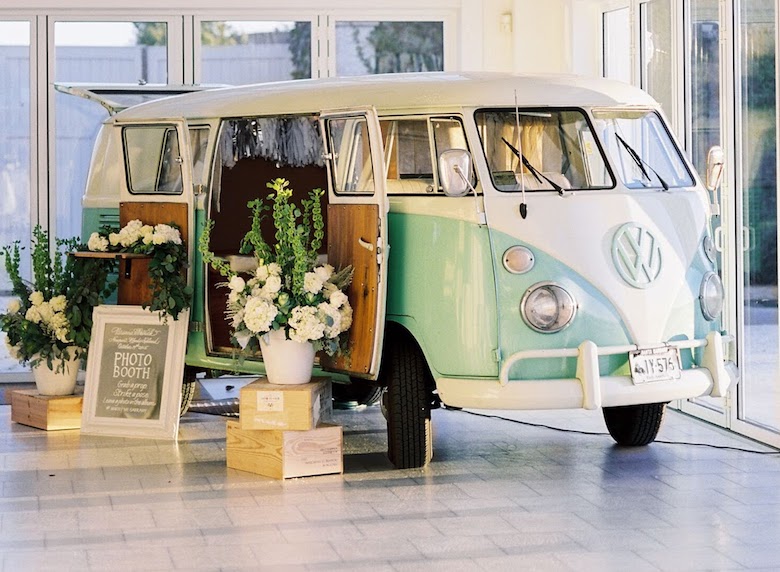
xmin=438 ymin=149 xmax=472 ymax=197
xmin=705 ymin=145 xmax=724 ymax=192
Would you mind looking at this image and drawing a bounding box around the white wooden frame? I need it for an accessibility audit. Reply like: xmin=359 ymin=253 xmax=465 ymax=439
xmin=81 ymin=305 xmax=189 ymax=440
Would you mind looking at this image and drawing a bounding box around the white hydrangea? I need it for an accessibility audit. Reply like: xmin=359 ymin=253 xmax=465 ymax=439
xmin=317 ymin=302 xmax=342 ymax=338
xmin=267 ymin=263 xmax=282 ymax=276
xmin=25 ymin=306 xmax=41 ymax=324
xmin=140 ymin=225 xmax=154 ymax=245
xmin=228 ymin=276 xmax=246 ymax=292
xmin=255 ymin=264 xmax=269 ymax=282
xmin=152 ymin=223 xmax=182 ymax=245
xmin=87 ymin=232 xmax=109 ymax=252
xmin=29 ymin=291 xmax=44 ymax=307
xmin=242 ymin=297 xmax=278 ymax=334
xmin=262 ymin=275 xmax=282 ymax=296
xmin=314 ymin=264 xmax=334 ymax=282
xmin=339 ymin=302 xmax=353 ymax=333
xmin=6 ymin=298 xmax=21 ymax=314
xmin=49 ymin=295 xmax=67 ymax=313
xmin=303 ymin=272 xmax=324 ymax=295
xmin=288 ymin=306 xmax=325 ymax=342
xmin=329 ymin=290 xmax=348 ymax=309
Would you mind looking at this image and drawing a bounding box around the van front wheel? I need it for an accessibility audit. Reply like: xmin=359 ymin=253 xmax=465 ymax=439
xmin=381 ymin=332 xmax=433 ymax=469
xmin=603 ymin=402 xmax=666 ymax=446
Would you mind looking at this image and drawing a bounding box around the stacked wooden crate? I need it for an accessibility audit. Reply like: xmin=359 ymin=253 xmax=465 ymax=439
xmin=226 ymin=377 xmax=343 ymax=479
xmin=10 ymin=390 xmax=83 ymax=430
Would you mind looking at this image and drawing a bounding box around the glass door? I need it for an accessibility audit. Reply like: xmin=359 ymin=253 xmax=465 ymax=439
xmin=734 ymin=0 xmax=780 ymax=441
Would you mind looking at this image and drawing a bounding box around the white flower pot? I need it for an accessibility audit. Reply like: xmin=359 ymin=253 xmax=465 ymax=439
xmin=259 ymin=329 xmax=315 ymax=385
xmin=32 ymin=348 xmax=81 ymax=396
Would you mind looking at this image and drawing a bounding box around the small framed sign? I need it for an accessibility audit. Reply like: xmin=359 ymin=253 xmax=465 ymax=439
xmin=81 ymin=305 xmax=190 ymax=440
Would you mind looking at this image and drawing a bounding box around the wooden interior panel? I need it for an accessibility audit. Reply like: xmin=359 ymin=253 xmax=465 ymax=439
xmin=321 ymin=203 xmax=379 ymax=375
xmin=117 ymin=202 xmax=188 ymax=306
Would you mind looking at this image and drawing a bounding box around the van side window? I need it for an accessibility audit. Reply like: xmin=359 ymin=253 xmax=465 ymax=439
xmin=190 ymin=126 xmax=210 ymax=191
xmin=326 ymin=117 xmax=374 ymax=195
xmin=381 ymin=116 xmax=472 ymax=195
xmin=123 ymin=125 xmax=184 ymax=195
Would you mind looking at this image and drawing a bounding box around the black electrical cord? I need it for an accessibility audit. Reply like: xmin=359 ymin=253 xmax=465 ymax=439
xmin=448 ymin=407 xmax=780 ymax=456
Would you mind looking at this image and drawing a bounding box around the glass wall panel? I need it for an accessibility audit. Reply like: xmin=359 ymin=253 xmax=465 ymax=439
xmin=54 ymin=21 xmax=168 ymax=240
xmin=335 ymin=21 xmax=443 ymax=76
xmin=199 ymin=21 xmax=311 ymax=84
xmin=640 ymin=1 xmax=674 ymax=115
xmin=0 ymin=21 xmax=31 ymax=373
xmin=681 ymin=1 xmax=725 ymax=414
xmin=603 ymin=8 xmax=631 ymax=82
xmin=739 ymin=0 xmax=778 ymax=431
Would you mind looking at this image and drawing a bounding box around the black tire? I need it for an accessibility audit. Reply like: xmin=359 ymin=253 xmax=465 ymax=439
xmin=332 ymin=378 xmax=383 ymax=409
xmin=603 ymin=402 xmax=666 ymax=446
xmin=381 ymin=328 xmax=433 ymax=469
xmin=180 ymin=366 xmax=198 ymax=417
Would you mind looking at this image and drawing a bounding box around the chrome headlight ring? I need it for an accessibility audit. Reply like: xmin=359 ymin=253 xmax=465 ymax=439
xmin=520 ymin=282 xmax=577 ymax=333
xmin=699 ymin=271 xmax=724 ymax=321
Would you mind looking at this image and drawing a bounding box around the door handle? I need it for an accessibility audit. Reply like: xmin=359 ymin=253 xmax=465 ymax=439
xmin=358 ymin=238 xmax=374 ymax=252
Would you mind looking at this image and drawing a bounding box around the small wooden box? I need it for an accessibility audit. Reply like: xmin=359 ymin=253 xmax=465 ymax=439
xmin=239 ymin=377 xmax=332 ymax=431
xmin=10 ymin=390 xmax=83 ymax=430
xmin=226 ymin=420 xmax=343 ymax=479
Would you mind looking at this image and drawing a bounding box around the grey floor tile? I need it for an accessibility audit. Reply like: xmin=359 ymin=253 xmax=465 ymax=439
xmin=0 ymin=401 xmax=777 ymax=571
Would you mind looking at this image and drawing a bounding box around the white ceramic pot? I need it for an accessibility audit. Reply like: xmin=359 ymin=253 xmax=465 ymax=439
xmin=32 ymin=348 xmax=81 ymax=396
xmin=259 ymin=329 xmax=315 ymax=385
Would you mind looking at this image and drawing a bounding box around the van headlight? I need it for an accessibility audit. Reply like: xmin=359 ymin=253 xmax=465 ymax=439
xmin=521 ymin=282 xmax=577 ymax=333
xmin=700 ymin=272 xmax=724 ymax=321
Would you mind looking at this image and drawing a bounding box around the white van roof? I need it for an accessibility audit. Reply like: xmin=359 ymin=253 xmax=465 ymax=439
xmin=113 ymin=72 xmax=658 ymax=122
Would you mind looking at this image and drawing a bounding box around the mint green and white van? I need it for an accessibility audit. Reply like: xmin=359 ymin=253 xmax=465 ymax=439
xmin=80 ymin=72 xmax=738 ymax=468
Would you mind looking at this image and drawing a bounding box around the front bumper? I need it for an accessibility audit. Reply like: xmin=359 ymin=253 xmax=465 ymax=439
xmin=436 ymin=331 xmax=740 ymax=410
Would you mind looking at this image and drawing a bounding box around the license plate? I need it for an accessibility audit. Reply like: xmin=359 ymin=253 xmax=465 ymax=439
xmin=629 ymin=346 xmax=681 ymax=385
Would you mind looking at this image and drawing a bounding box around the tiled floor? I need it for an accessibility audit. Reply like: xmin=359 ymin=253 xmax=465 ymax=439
xmin=1 ymin=394 xmax=779 ymax=571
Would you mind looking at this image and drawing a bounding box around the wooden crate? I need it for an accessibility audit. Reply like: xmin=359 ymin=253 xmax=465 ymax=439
xmin=239 ymin=377 xmax=332 ymax=431
xmin=10 ymin=390 xmax=83 ymax=430
xmin=226 ymin=421 xmax=343 ymax=479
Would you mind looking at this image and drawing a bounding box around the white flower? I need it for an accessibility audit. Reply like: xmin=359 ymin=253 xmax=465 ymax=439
xmin=314 ymin=264 xmax=334 ymax=282
xmin=263 ymin=275 xmax=282 ymax=295
xmin=29 ymin=291 xmax=44 ymax=307
xmin=317 ymin=302 xmax=342 ymax=338
xmin=141 ymin=225 xmax=155 ymax=245
xmin=87 ymin=232 xmax=108 ymax=252
xmin=267 ymin=263 xmax=281 ymax=276
xmin=242 ymin=297 xmax=278 ymax=334
xmin=288 ymin=305 xmax=325 ymax=342
xmin=4 ymin=337 xmax=19 ymax=360
xmin=303 ymin=272 xmax=324 ymax=295
xmin=329 ymin=290 xmax=348 ymax=309
xmin=6 ymin=298 xmax=21 ymax=314
xmin=227 ymin=290 xmax=241 ymax=305
xmin=228 ymin=276 xmax=246 ymax=292
xmin=25 ymin=306 xmax=41 ymax=324
xmin=108 ymin=232 xmax=120 ymax=246
xmin=255 ymin=264 xmax=269 ymax=282
xmin=152 ymin=223 xmax=182 ymax=245
xmin=339 ymin=302 xmax=353 ymax=333
xmin=49 ymin=295 xmax=67 ymax=313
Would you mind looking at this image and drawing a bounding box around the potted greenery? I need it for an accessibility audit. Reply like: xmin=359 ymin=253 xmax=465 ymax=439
xmin=199 ymin=177 xmax=353 ymax=384
xmin=1 ymin=227 xmax=114 ymax=395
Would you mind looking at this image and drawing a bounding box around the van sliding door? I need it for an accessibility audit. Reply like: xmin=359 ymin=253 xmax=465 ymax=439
xmin=319 ymin=109 xmax=388 ymax=379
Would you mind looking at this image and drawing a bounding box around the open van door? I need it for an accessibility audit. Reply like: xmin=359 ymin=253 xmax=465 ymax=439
xmin=318 ymin=109 xmax=388 ymax=380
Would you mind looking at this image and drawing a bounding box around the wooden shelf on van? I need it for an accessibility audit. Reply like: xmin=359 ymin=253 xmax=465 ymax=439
xmin=72 ymin=251 xmax=153 ymax=306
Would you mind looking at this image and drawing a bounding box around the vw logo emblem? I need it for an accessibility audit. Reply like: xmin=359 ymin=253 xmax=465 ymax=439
xmin=611 ymin=223 xmax=663 ymax=288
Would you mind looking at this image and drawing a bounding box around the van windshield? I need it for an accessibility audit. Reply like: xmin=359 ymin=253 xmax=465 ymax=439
xmin=591 ymin=109 xmax=694 ymax=189
xmin=475 ymin=108 xmax=613 ymax=192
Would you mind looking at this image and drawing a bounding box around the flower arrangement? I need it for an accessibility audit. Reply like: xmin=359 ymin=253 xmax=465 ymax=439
xmin=200 ymin=177 xmax=353 ymax=357
xmin=86 ymin=220 xmax=191 ymax=320
xmin=1 ymin=227 xmax=114 ymax=371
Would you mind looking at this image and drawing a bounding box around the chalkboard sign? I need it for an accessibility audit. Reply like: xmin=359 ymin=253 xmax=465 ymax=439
xmin=81 ymin=305 xmax=189 ymax=440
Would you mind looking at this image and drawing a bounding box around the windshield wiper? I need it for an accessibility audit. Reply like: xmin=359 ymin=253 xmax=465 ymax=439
xmin=615 ymin=133 xmax=669 ymax=191
xmin=501 ymin=137 xmax=565 ymax=196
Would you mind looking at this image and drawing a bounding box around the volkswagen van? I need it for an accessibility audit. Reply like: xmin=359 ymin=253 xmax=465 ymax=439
xmin=79 ymin=72 xmax=738 ymax=468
